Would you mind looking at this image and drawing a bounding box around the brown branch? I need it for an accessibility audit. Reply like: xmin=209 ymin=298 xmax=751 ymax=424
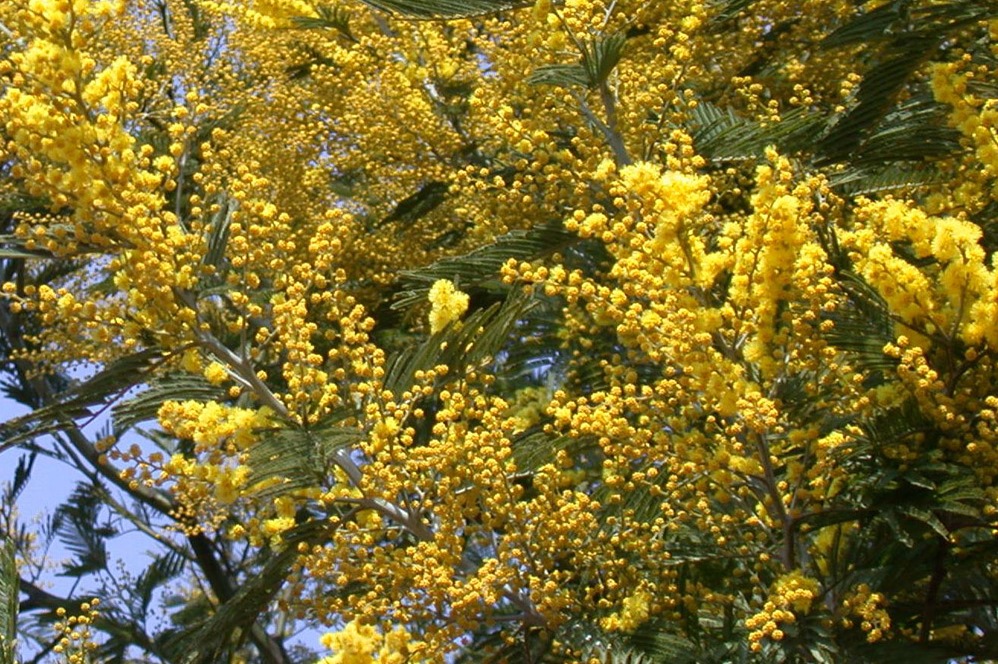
xmin=919 ymin=538 xmax=949 ymax=643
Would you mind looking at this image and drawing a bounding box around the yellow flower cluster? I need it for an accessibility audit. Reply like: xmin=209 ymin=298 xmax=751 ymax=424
xmin=843 ymin=197 xmax=994 ymax=348
xmin=51 ymin=600 xmax=101 ymax=664
xmin=143 ymin=400 xmax=269 ymax=530
xmin=930 ymin=57 xmax=998 ymax=212
xmin=0 ymin=0 xmax=210 ymax=377
xmin=2 ymin=0 xmax=997 ymax=658
xmin=199 ymin=0 xmax=314 ymax=29
xmin=745 ymin=571 xmax=820 ymax=650
xmin=284 ymin=370 xmax=631 ymax=653
xmin=730 ymin=149 xmax=830 ymax=380
xmin=600 ymin=587 xmax=654 ymax=633
xmin=427 ymin=279 xmax=469 ymax=334
xmin=157 ymin=400 xmax=269 ymax=454
xmin=317 ymin=619 xmax=419 ymax=664
xmin=839 ymin=584 xmax=890 ymax=643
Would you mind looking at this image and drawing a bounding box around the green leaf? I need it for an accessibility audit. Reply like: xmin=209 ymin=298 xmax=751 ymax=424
xmin=708 ymin=0 xmax=754 ymax=24
xmin=174 ymin=520 xmax=331 ymax=664
xmin=816 ymin=2 xmax=998 ymax=164
xmin=510 ymin=429 xmax=584 ymax=476
xmin=823 ymin=271 xmax=898 ymax=375
xmin=689 ymin=102 xmax=825 ymax=162
xmin=371 ymin=181 xmax=449 ymax=230
xmin=393 ymin=222 xmax=575 ymax=310
xmin=792 ymin=508 xmax=871 ymax=532
xmin=0 ymin=348 xmax=165 ymax=453
xmin=0 ymin=536 xmax=17 ymax=664
xmin=291 ymin=3 xmax=354 ymax=40
xmin=527 ymin=63 xmax=590 ymax=88
xmin=135 ymin=550 xmax=187 ymax=615
xmin=828 ymin=162 xmax=947 ymax=196
xmin=818 ymin=38 xmax=938 ymax=163
xmin=54 ymin=483 xmax=113 ymax=578
xmin=581 ymin=32 xmax=626 ymax=88
xmin=855 ymin=401 xmax=929 ymax=452
xmin=7 ymin=452 xmax=35 ymax=504
xmin=628 ymin=626 xmax=699 ymax=663
xmin=898 ymin=505 xmax=949 ymax=539
xmin=821 ymin=1 xmax=907 ymax=49
xmin=876 ymin=510 xmax=914 ymax=547
xmin=385 ymin=288 xmax=537 ymax=394
xmin=355 ymin=0 xmax=524 ymax=19
xmin=845 ymin=638 xmax=969 ymax=663
xmin=528 ymin=33 xmax=626 ymax=89
xmin=245 ymin=424 xmax=363 ymax=501
xmin=844 ymin=95 xmax=962 ymax=167
xmin=202 ymin=197 xmax=233 ymax=279
xmin=0 ymin=246 xmax=54 ymax=260
xmin=556 ymin=619 xmax=699 ymax=664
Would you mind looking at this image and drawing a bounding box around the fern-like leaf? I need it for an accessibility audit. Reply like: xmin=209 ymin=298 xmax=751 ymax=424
xmin=823 ymin=271 xmax=898 ymax=376
xmin=0 ymin=348 xmax=165 ymax=453
xmin=528 ymin=33 xmax=626 ymax=89
xmin=689 ymin=102 xmax=825 ymax=162
xmin=0 ymin=536 xmax=17 ymax=664
xmin=828 ymin=162 xmax=947 ymax=195
xmin=54 ymin=483 xmax=113 ymax=578
xmin=245 ymin=424 xmax=362 ymax=501
xmin=356 ymin=0 xmax=525 ymax=19
xmin=821 ymin=1 xmax=908 ymax=49
xmin=385 ymin=288 xmax=537 ymax=393
xmin=291 ymin=3 xmax=354 ymax=40
xmin=174 ymin=520 xmax=331 ymax=664
xmin=393 ymin=222 xmax=575 ymax=310
xmin=818 ymin=1 xmax=998 ymax=164
xmin=844 ymin=95 xmax=961 ymax=166
xmin=134 ymin=550 xmax=187 ymax=615
xmin=527 ymin=63 xmax=590 ymax=88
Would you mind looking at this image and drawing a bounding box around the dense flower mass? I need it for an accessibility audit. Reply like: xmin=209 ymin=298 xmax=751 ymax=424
xmin=2 ymin=0 xmax=998 ymax=662
xmin=426 ymin=279 xmax=469 ymax=334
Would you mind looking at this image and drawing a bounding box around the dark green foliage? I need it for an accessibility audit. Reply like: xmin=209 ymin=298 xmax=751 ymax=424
xmin=53 ymin=483 xmax=114 ymax=578
xmin=245 ymin=422 xmax=363 ymax=502
xmin=385 ymin=286 xmax=537 ymax=393
xmin=689 ymin=102 xmax=827 ymax=162
xmin=291 ymin=3 xmax=355 ymax=40
xmin=393 ymin=221 xmax=575 ymax=309
xmin=171 ymin=520 xmax=333 ymax=664
xmin=818 ymin=0 xmax=998 ymax=163
xmin=0 ymin=537 xmax=16 ymax=664
xmin=357 ymin=0 xmax=526 ymax=18
xmin=371 ymin=181 xmax=450 ymax=230
xmin=3 ymin=1 xmax=998 ymax=662
xmin=0 ymin=348 xmax=166 ymax=453
xmin=528 ymin=33 xmax=628 ymax=90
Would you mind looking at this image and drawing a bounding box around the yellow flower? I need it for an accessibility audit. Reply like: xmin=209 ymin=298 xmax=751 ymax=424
xmin=203 ymin=361 xmax=228 ymax=385
xmin=427 ymin=280 xmax=469 ymax=334
xmin=318 ymin=620 xmax=379 ymax=664
xmin=602 ymin=588 xmax=653 ymax=632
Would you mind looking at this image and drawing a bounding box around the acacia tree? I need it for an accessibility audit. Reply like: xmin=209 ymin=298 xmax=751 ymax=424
xmin=1 ymin=0 xmax=998 ymax=661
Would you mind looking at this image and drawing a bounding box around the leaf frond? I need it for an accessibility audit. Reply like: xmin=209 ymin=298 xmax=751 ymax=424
xmin=0 ymin=537 xmax=17 ymax=664
xmin=393 ymin=222 xmax=575 ymax=310
xmin=245 ymin=424 xmax=362 ymax=501
xmin=0 ymin=348 xmax=165 ymax=453
xmin=356 ymin=0 xmax=526 ymax=19
xmin=385 ymin=288 xmax=537 ymax=393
